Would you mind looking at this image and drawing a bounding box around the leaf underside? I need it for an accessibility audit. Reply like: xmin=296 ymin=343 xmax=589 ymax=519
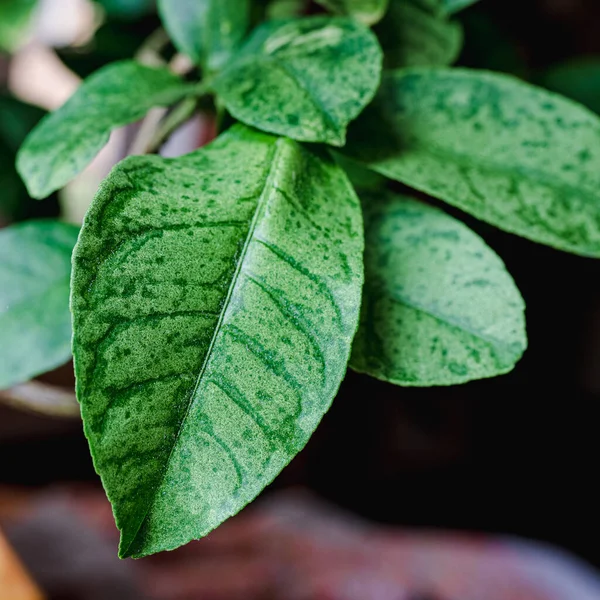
xmin=351 ymin=192 xmax=527 ymax=386
xmin=17 ymin=61 xmax=192 ymax=199
xmin=71 ymin=126 xmax=364 ymax=558
xmin=345 ymin=68 xmax=600 ymax=257
xmin=213 ymin=16 xmax=383 ymax=146
xmin=0 ymin=220 xmax=79 ymax=389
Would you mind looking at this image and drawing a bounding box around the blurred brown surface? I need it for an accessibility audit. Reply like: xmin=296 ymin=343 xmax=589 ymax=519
xmin=0 ymin=527 xmax=44 ymax=600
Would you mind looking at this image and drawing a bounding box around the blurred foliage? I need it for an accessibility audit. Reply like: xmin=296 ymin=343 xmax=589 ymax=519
xmin=0 ymin=0 xmax=37 ymax=52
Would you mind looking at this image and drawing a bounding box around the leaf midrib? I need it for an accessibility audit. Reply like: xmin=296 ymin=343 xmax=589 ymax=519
xmin=120 ymin=138 xmax=287 ymax=558
xmin=388 ymin=288 xmax=520 ymax=358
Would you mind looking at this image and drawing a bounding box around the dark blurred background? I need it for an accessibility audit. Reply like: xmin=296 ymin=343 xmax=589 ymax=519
xmin=2 ymin=0 xmax=600 ymax=587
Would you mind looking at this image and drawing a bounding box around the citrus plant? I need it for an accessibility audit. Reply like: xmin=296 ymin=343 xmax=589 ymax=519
xmin=2 ymin=0 xmax=600 ymax=558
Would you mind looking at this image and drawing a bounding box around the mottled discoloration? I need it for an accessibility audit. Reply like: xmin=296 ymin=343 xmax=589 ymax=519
xmin=375 ymin=0 xmax=463 ymax=69
xmin=346 ymin=68 xmax=600 ymax=257
xmin=0 ymin=220 xmax=79 ymax=389
xmin=17 ymin=61 xmax=192 ymax=199
xmin=213 ymin=17 xmax=382 ymax=146
xmin=351 ymin=192 xmax=527 ymax=386
xmin=71 ymin=126 xmax=363 ymax=558
xmin=158 ymin=0 xmax=249 ymax=70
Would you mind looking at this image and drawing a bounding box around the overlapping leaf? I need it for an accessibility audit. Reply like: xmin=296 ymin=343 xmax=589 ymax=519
xmin=345 ymin=68 xmax=600 ymax=256
xmin=375 ymin=0 xmax=463 ymax=68
xmin=213 ymin=16 xmax=382 ymax=146
xmin=351 ymin=192 xmax=526 ymax=386
xmin=71 ymin=126 xmax=363 ymax=558
xmin=17 ymin=61 xmax=193 ymax=199
xmin=157 ymin=0 xmax=249 ymax=71
xmin=314 ymin=0 xmax=389 ymax=25
xmin=0 ymin=220 xmax=79 ymax=389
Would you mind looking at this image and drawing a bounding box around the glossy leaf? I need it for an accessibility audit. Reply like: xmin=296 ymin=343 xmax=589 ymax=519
xmin=157 ymin=0 xmax=250 ymax=71
xmin=213 ymin=16 xmax=382 ymax=146
xmin=351 ymin=192 xmax=526 ymax=386
xmin=345 ymin=68 xmax=600 ymax=257
xmin=17 ymin=61 xmax=193 ymax=199
xmin=71 ymin=126 xmax=364 ymax=558
xmin=314 ymin=0 xmax=389 ymax=25
xmin=375 ymin=0 xmax=463 ymax=68
xmin=0 ymin=220 xmax=79 ymax=390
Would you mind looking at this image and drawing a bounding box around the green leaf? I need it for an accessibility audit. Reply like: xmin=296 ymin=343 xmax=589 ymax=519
xmin=442 ymin=0 xmax=480 ymax=14
xmin=157 ymin=0 xmax=250 ymax=71
xmin=17 ymin=61 xmax=193 ymax=199
xmin=0 ymin=0 xmax=37 ymax=52
xmin=375 ymin=0 xmax=463 ymax=68
xmin=96 ymin=0 xmax=154 ymax=19
xmin=314 ymin=0 xmax=389 ymax=25
xmin=351 ymin=192 xmax=526 ymax=386
xmin=71 ymin=125 xmax=364 ymax=558
xmin=0 ymin=220 xmax=79 ymax=390
xmin=539 ymin=59 xmax=600 ymax=116
xmin=345 ymin=68 xmax=600 ymax=257
xmin=213 ymin=16 xmax=382 ymax=146
xmin=265 ymin=0 xmax=306 ymax=19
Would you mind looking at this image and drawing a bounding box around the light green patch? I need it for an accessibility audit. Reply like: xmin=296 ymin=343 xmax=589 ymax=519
xmin=17 ymin=61 xmax=193 ymax=199
xmin=351 ymin=192 xmax=527 ymax=386
xmin=213 ymin=16 xmax=382 ymax=146
xmin=0 ymin=220 xmax=79 ymax=389
xmin=157 ymin=0 xmax=249 ymax=71
xmin=0 ymin=0 xmax=37 ymax=52
xmin=345 ymin=68 xmax=600 ymax=257
xmin=71 ymin=125 xmax=364 ymax=558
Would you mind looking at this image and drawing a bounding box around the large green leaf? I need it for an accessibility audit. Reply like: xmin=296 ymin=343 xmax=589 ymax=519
xmin=375 ymin=0 xmax=463 ymax=68
xmin=213 ymin=16 xmax=382 ymax=146
xmin=345 ymin=68 xmax=600 ymax=257
xmin=0 ymin=0 xmax=37 ymax=52
xmin=157 ymin=0 xmax=250 ymax=71
xmin=0 ymin=220 xmax=79 ymax=390
xmin=351 ymin=192 xmax=526 ymax=386
xmin=314 ymin=0 xmax=389 ymax=25
xmin=17 ymin=61 xmax=193 ymax=199
xmin=71 ymin=125 xmax=363 ymax=558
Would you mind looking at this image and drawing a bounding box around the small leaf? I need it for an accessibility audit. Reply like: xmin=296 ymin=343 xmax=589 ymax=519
xmin=314 ymin=0 xmax=389 ymax=25
xmin=213 ymin=16 xmax=382 ymax=146
xmin=442 ymin=0 xmax=480 ymax=14
xmin=157 ymin=0 xmax=250 ymax=71
xmin=345 ymin=68 xmax=600 ymax=257
xmin=351 ymin=192 xmax=526 ymax=386
xmin=71 ymin=125 xmax=363 ymax=558
xmin=17 ymin=61 xmax=193 ymax=199
xmin=0 ymin=0 xmax=37 ymax=52
xmin=266 ymin=0 xmax=306 ymax=19
xmin=0 ymin=220 xmax=79 ymax=390
xmin=375 ymin=0 xmax=463 ymax=68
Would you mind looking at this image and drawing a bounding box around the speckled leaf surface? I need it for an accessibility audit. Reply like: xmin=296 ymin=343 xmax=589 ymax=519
xmin=345 ymin=68 xmax=600 ymax=257
xmin=71 ymin=126 xmax=363 ymax=558
xmin=375 ymin=0 xmax=463 ymax=68
xmin=17 ymin=61 xmax=192 ymax=199
xmin=157 ymin=0 xmax=249 ymax=71
xmin=351 ymin=192 xmax=526 ymax=386
xmin=0 ymin=220 xmax=79 ymax=389
xmin=314 ymin=0 xmax=389 ymax=25
xmin=213 ymin=17 xmax=382 ymax=146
